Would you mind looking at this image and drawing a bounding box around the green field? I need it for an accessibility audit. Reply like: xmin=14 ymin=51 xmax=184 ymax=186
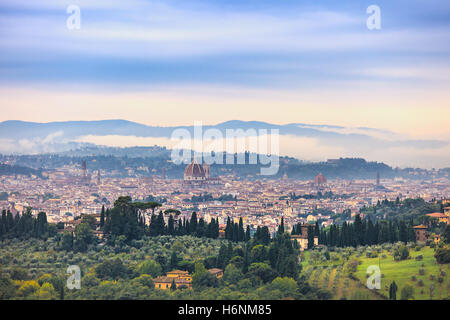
xmin=355 ymin=246 xmax=449 ymax=300
xmin=302 ymin=244 xmax=449 ymax=300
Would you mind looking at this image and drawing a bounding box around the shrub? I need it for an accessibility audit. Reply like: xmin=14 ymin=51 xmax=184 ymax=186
xmin=347 ymin=260 xmax=359 ymax=274
xmin=419 ymin=268 xmax=425 ymax=276
xmin=434 ymin=247 xmax=450 ymax=264
xmin=394 ymin=245 xmax=409 ymax=261
xmin=400 ymin=285 xmax=414 ymax=300
xmin=415 ymin=255 xmax=423 ymax=261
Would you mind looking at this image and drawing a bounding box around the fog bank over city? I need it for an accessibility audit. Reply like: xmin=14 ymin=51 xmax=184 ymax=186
xmin=0 ymin=120 xmax=448 ymax=169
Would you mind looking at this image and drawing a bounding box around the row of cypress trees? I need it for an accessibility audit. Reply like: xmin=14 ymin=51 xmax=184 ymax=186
xmin=148 ymin=211 xmax=220 ymax=239
xmin=0 ymin=208 xmax=50 ymax=239
xmin=224 ymin=217 xmax=251 ymax=242
xmin=318 ymin=214 xmax=416 ymax=247
xmin=101 ymin=197 xmax=221 ymax=241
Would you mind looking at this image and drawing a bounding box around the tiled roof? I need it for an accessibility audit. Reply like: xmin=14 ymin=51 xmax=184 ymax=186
xmin=166 ymin=269 xmax=189 ymax=275
xmin=153 ymin=276 xmax=191 ymax=284
xmin=426 ymin=212 xmax=446 ymax=218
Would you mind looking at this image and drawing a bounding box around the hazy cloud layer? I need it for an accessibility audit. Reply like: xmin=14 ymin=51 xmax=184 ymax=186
xmin=0 ymin=120 xmax=446 ymax=169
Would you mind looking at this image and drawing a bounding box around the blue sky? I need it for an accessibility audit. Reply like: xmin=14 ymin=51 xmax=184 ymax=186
xmin=1 ymin=0 xmax=449 ymax=87
xmin=0 ymin=0 xmax=449 ymax=167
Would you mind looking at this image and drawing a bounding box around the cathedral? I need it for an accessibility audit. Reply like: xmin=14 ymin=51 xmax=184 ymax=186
xmin=183 ymin=159 xmax=220 ymax=185
xmin=184 ymin=159 xmax=210 ymax=181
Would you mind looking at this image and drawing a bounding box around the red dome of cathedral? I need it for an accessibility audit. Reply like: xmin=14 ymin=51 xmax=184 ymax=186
xmin=314 ymin=173 xmax=327 ymax=185
xmin=184 ymin=160 xmax=206 ymax=181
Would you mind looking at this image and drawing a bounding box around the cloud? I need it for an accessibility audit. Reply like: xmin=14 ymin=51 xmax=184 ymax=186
xmin=75 ymin=134 xmax=175 ymax=148
xmin=296 ymin=124 xmax=403 ymax=141
xmin=42 ymin=131 xmax=64 ymax=144
xmin=0 ymin=0 xmax=147 ymax=10
xmin=1 ymin=0 xmax=449 ymax=93
xmin=2 ymin=0 xmax=450 ymax=61
xmin=73 ymin=131 xmax=450 ymax=169
xmin=0 ymin=7 xmax=360 ymax=58
xmin=356 ymin=66 xmax=450 ymax=81
xmin=0 ymin=131 xmax=68 ymax=154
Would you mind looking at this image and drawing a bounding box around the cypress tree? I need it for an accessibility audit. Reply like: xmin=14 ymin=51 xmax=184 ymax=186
xmin=0 ymin=210 xmax=6 ymax=236
xmin=242 ymin=243 xmax=250 ymax=273
xmin=185 ymin=219 xmax=190 ymax=235
xmin=245 ymin=225 xmax=251 ymax=242
xmin=261 ymin=226 xmax=270 ymax=245
xmin=225 ymin=217 xmax=231 ymax=240
xmin=170 ymin=279 xmax=177 ymax=291
xmin=168 ymin=215 xmax=175 ymax=235
xmin=6 ymin=210 xmax=14 ymax=233
xmin=354 ymin=214 xmax=363 ymax=246
xmin=149 ymin=213 xmax=157 ymax=236
xmin=399 ymin=220 xmax=407 ymax=244
xmin=177 ymin=218 xmax=183 ymax=235
xmin=100 ymin=205 xmax=105 ymax=228
xmin=389 ymin=281 xmax=398 ymax=300
xmin=214 ymin=218 xmax=219 ymax=239
xmin=232 ymin=222 xmax=239 ymax=242
xmin=307 ymin=225 xmax=315 ymax=249
xmin=190 ymin=212 xmax=198 ymax=235
xmin=291 ymin=224 xmax=297 ymax=235
xmin=238 ymin=217 xmax=245 ymax=241
xmin=314 ymin=221 xmax=320 ymax=237
xmin=278 ymin=217 xmax=285 ymax=235
xmin=197 ymin=218 xmax=205 ymax=237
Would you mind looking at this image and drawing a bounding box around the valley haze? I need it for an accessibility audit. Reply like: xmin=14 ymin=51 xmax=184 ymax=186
xmin=0 ymin=119 xmax=447 ymax=169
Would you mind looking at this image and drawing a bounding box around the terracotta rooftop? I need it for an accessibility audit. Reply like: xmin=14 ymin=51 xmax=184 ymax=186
xmin=153 ymin=276 xmax=191 ymax=284
xmin=291 ymin=234 xmax=308 ymax=239
xmin=426 ymin=212 xmax=446 ymax=218
xmin=208 ymin=268 xmax=223 ymax=274
xmin=184 ymin=160 xmax=206 ymax=178
xmin=166 ymin=269 xmax=189 ymax=275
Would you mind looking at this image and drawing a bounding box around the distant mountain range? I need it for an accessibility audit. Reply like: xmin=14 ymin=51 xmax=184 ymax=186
xmin=0 ymin=119 xmax=444 ymax=147
xmin=0 ymin=120 xmax=448 ymax=169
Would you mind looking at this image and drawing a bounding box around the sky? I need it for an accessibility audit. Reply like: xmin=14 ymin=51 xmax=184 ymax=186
xmin=0 ymin=0 xmax=449 ymax=167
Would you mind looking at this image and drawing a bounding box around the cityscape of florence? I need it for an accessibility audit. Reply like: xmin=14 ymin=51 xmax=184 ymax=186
xmin=0 ymin=0 xmax=449 ymax=312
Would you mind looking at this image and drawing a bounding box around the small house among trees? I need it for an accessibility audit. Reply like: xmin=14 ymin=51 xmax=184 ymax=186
xmin=413 ymin=225 xmax=429 ymax=243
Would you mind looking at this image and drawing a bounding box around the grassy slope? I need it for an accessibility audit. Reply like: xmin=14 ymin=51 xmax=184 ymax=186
xmin=355 ymin=247 xmax=449 ymax=300
xmin=302 ymin=251 xmax=382 ymax=300
xmin=302 ymin=246 xmax=449 ymax=300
